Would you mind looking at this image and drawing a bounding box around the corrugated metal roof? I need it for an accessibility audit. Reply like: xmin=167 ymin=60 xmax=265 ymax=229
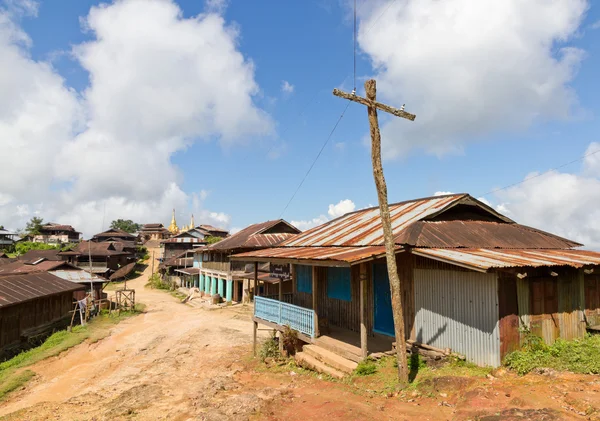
xmin=413 ymin=248 xmax=600 ymax=272
xmin=175 ymin=267 xmax=200 ymax=275
xmin=0 ymin=272 xmax=83 ymax=308
xmin=283 ymin=194 xmax=468 ymax=247
xmin=395 ymin=221 xmax=580 ymax=249
xmin=0 ymin=260 xmax=76 ymax=275
xmin=20 ymin=249 xmax=63 ymax=262
xmin=203 ymin=220 xmax=300 ymax=252
xmin=50 ymin=270 xmax=107 ymax=284
xmin=231 ymin=245 xmax=397 ymax=265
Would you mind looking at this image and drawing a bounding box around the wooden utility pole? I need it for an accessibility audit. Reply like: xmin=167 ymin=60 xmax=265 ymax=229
xmin=333 ymin=80 xmax=416 ymax=385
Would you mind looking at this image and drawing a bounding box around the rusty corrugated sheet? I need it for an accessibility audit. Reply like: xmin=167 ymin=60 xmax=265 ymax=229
xmin=50 ymin=270 xmax=107 ymax=284
xmin=0 ymin=272 xmax=83 ymax=308
xmin=283 ymin=194 xmax=465 ymax=247
xmin=395 ymin=221 xmax=580 ymax=249
xmin=205 ymin=220 xmax=300 ymax=251
xmin=413 ymin=248 xmax=600 ymax=271
xmin=231 ymin=245 xmax=397 ymax=264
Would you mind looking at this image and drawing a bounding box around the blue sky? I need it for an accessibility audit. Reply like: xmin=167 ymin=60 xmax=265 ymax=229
xmin=2 ymin=0 xmax=600 ymax=246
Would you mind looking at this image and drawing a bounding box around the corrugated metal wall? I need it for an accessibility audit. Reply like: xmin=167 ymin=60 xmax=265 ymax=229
xmin=414 ymin=268 xmax=500 ymax=367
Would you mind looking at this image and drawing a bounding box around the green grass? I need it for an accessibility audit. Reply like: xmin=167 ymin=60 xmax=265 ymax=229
xmin=0 ymin=305 xmax=145 ymax=401
xmin=0 ymin=370 xmax=35 ymax=400
xmin=355 ymin=358 xmax=378 ymax=376
xmin=504 ymin=334 xmax=600 ymax=375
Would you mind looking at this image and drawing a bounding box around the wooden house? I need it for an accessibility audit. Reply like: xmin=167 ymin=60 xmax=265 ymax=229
xmin=194 ymin=220 xmax=300 ymax=304
xmin=0 ymin=272 xmax=83 ymax=359
xmin=231 ymin=193 xmax=600 ymax=369
xmin=0 ymin=228 xmax=17 ymax=251
xmin=139 ymin=223 xmax=171 ymax=242
xmin=91 ymin=228 xmax=138 ymax=243
xmin=32 ymin=223 xmax=81 ymax=244
xmin=59 ymin=241 xmax=134 ymax=276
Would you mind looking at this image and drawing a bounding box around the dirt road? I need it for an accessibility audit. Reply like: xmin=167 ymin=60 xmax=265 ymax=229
xmin=2 ymin=251 xmax=600 ymax=420
xmin=0 ymin=252 xmax=275 ymax=420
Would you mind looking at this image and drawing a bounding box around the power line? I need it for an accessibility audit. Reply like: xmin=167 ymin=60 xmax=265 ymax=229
xmin=364 ymin=0 xmax=398 ymax=35
xmin=353 ymin=0 xmax=357 ymax=93
xmin=279 ymin=101 xmax=352 ymax=218
xmin=479 ymin=148 xmax=600 ymax=197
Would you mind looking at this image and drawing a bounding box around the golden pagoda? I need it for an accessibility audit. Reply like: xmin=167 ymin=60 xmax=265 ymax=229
xmin=168 ymin=208 xmax=179 ymax=234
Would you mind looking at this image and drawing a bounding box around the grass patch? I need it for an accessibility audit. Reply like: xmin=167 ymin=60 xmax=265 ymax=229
xmin=0 ymin=370 xmax=35 ymax=400
xmin=504 ymin=333 xmax=600 ymax=375
xmin=355 ymin=358 xmax=378 ymax=376
xmin=0 ymin=305 xmax=145 ymax=401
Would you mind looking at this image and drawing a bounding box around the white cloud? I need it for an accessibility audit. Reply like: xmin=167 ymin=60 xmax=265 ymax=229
xmin=0 ymin=0 xmax=271 ymax=236
xmin=328 ymin=199 xmax=356 ymax=218
xmin=292 ymin=199 xmax=356 ymax=231
xmin=492 ymin=143 xmax=600 ymax=249
xmin=591 ymin=20 xmax=600 ymax=29
xmin=357 ymin=0 xmax=588 ymax=159
xmin=281 ymin=80 xmax=294 ymax=94
xmin=291 ymin=215 xmax=328 ymax=231
xmin=434 ymin=191 xmax=454 ymax=196
xmin=205 ymin=0 xmax=228 ymax=14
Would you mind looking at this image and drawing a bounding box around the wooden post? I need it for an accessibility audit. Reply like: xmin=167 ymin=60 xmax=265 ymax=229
xmin=278 ymin=277 xmax=283 ymax=302
xmin=312 ymin=266 xmax=319 ymax=337
xmin=253 ymin=320 xmax=258 ymax=357
xmin=333 ymin=80 xmax=416 ymax=385
xmin=360 ymin=262 xmax=368 ymax=360
xmin=254 ymin=262 xmax=259 ymax=298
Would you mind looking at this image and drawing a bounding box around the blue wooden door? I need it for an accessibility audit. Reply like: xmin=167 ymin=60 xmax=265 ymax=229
xmin=373 ymin=263 xmax=395 ymax=336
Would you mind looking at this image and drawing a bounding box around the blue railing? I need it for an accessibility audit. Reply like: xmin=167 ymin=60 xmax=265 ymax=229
xmin=254 ymin=296 xmax=315 ymax=338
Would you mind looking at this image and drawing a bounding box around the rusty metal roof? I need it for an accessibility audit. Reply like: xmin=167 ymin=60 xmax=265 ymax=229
xmin=62 ymin=241 xmax=132 ymax=257
xmin=40 ymin=223 xmax=79 ymax=233
xmin=19 ymin=249 xmax=63 ymax=263
xmin=231 ymin=245 xmax=398 ymax=265
xmin=203 ymin=220 xmax=300 ymax=252
xmin=0 ymin=272 xmax=83 ymax=308
xmin=282 ymin=194 xmax=471 ymax=247
xmin=394 ymin=221 xmax=580 ymax=249
xmin=92 ymin=229 xmax=137 ymax=239
xmin=0 ymin=260 xmax=77 ymax=275
xmin=413 ymin=248 xmax=600 ymax=272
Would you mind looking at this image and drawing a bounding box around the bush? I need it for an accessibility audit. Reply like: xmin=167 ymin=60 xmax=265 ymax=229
xmin=259 ymin=337 xmax=280 ymax=362
xmin=504 ymin=333 xmax=600 ymax=375
xmin=355 ymin=358 xmax=378 ymax=376
xmin=147 ymin=273 xmax=173 ymax=290
xmin=281 ymin=326 xmax=299 ymax=356
xmin=14 ymin=241 xmax=60 ymax=255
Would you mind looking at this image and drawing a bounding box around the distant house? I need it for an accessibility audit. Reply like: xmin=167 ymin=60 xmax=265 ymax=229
xmin=196 ymin=224 xmax=229 ymax=238
xmin=91 ymin=228 xmax=138 ymax=243
xmin=32 ymin=223 xmax=81 ymax=244
xmin=0 ymin=228 xmax=17 ymax=251
xmin=161 ymin=230 xmax=207 ymax=260
xmin=0 ymin=272 xmax=83 ymax=359
xmin=139 ymin=223 xmax=171 ymax=242
xmin=194 ymin=220 xmax=300 ymax=304
xmin=231 ymin=193 xmax=600 ymax=368
xmin=59 ymin=240 xmax=134 ymax=276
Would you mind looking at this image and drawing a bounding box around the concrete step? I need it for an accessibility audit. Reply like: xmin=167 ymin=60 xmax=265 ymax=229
xmin=313 ymin=336 xmax=362 ymax=363
xmin=303 ymin=344 xmax=358 ymax=374
xmin=294 ymin=352 xmax=346 ymax=379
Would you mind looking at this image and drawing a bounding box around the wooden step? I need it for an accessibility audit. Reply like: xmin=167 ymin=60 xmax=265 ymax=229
xmin=303 ymin=345 xmax=358 ymax=374
xmin=294 ymin=352 xmax=346 ymax=379
xmin=313 ymin=336 xmax=362 ymax=363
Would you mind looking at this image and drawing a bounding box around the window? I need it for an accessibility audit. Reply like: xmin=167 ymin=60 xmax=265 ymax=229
xmin=327 ymin=267 xmax=351 ymax=301
xmin=296 ymin=265 xmax=312 ymax=293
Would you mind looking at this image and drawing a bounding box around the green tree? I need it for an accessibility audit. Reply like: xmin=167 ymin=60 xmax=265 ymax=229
xmin=110 ymin=219 xmax=142 ymax=233
xmin=204 ymin=235 xmax=223 ymax=245
xmin=25 ymin=217 xmax=44 ymax=236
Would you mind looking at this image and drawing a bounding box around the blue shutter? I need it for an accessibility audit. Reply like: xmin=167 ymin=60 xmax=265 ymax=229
xmin=327 ymin=267 xmax=351 ymax=301
xmin=297 ymin=265 xmax=312 ymax=293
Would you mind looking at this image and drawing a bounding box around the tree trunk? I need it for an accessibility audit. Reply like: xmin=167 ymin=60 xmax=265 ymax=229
xmin=365 ymin=79 xmax=408 ymax=386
